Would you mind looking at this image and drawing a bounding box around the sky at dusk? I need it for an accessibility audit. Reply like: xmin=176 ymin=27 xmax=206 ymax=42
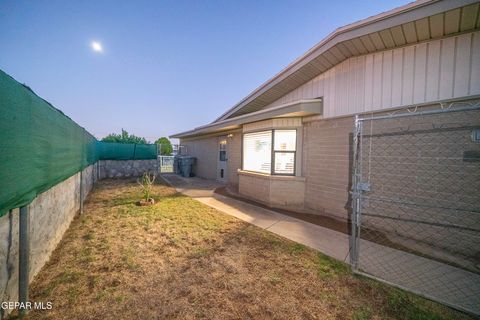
xmin=0 ymin=0 xmax=410 ymax=142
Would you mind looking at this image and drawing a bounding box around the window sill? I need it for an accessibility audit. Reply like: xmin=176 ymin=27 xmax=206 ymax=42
xmin=237 ymin=169 xmax=305 ymax=181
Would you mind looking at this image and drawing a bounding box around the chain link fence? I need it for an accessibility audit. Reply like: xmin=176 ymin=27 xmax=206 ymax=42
xmin=350 ymin=101 xmax=480 ymax=316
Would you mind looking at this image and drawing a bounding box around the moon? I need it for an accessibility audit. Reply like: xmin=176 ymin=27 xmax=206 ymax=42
xmin=91 ymin=41 xmax=103 ymax=53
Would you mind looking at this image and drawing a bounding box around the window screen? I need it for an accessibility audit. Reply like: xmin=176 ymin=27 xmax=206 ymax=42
xmin=243 ymin=131 xmax=272 ymax=173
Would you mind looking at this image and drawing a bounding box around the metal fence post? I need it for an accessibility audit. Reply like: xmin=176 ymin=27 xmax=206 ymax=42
xmin=19 ymin=205 xmax=30 ymax=318
xmin=350 ymin=115 xmax=362 ymax=270
xmin=79 ymin=170 xmax=83 ymax=214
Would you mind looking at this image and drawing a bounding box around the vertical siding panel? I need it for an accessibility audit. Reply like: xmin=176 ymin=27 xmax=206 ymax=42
xmin=402 ymin=46 xmax=415 ymax=105
xmin=356 ymin=56 xmax=366 ymax=114
xmin=334 ymin=62 xmax=343 ymax=115
xmin=439 ymin=37 xmax=456 ymax=100
xmin=413 ymin=43 xmax=427 ymax=104
xmin=304 ymin=79 xmax=312 ymax=99
xmin=292 ymin=87 xmax=299 ymax=101
xmin=299 ymin=81 xmax=306 ymax=100
xmin=248 ymin=31 xmax=478 ymax=117
xmin=348 ymin=57 xmax=357 ymax=114
xmin=309 ymin=77 xmax=315 ymax=98
xmin=372 ymin=52 xmax=383 ymax=110
xmin=454 ymin=33 xmax=471 ymax=97
xmin=318 ymin=73 xmax=325 ymax=98
xmin=340 ymin=60 xmax=350 ymax=115
xmin=391 ymin=48 xmax=403 ymax=106
xmin=308 ymin=78 xmax=315 ymax=98
xmin=288 ymin=91 xmax=295 ymax=103
xmin=364 ymin=54 xmax=374 ymax=111
xmin=470 ymin=32 xmax=480 ymax=95
xmin=382 ymin=50 xmax=393 ymax=108
xmin=287 ymin=89 xmax=294 ymax=102
xmin=425 ymin=41 xmax=441 ymax=101
xmin=311 ymin=75 xmax=318 ymax=98
xmin=323 ymin=69 xmax=332 ymax=117
xmin=329 ymin=67 xmax=336 ymax=116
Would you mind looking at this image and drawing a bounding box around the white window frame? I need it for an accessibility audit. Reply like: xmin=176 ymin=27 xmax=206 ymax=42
xmin=242 ymin=129 xmax=297 ymax=176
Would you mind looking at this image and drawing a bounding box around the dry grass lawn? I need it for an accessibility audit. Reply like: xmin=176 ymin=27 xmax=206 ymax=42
xmin=20 ymin=178 xmax=472 ymax=320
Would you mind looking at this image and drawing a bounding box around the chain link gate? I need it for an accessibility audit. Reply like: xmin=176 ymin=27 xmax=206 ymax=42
xmin=350 ymin=101 xmax=480 ymax=316
xmin=157 ymin=144 xmax=187 ymax=174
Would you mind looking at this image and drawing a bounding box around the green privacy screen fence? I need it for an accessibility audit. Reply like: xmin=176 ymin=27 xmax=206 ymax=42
xmin=98 ymin=142 xmax=157 ymax=160
xmin=0 ymin=70 xmax=157 ymax=216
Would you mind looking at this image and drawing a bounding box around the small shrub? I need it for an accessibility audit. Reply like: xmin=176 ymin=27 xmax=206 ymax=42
xmin=138 ymin=172 xmax=156 ymax=201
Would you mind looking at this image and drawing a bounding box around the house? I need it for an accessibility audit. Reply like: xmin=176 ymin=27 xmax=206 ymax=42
xmin=171 ymin=0 xmax=480 ymax=223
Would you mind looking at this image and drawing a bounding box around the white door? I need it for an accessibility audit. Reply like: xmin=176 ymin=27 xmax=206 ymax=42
xmin=217 ymin=138 xmax=228 ymax=182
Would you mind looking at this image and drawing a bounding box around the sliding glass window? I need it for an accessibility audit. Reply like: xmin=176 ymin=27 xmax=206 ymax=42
xmin=242 ymin=129 xmax=296 ymax=175
xmin=243 ymin=130 xmax=272 ymax=174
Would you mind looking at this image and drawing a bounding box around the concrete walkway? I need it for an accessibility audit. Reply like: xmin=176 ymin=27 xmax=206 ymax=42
xmin=162 ymin=174 xmax=480 ymax=316
xmin=162 ymin=174 xmax=351 ymax=262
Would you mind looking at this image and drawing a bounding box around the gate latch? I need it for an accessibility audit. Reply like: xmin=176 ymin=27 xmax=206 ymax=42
xmin=357 ymin=182 xmax=371 ymax=192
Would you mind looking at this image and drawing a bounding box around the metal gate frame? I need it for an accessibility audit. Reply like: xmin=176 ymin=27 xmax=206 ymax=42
xmin=350 ymin=102 xmax=480 ymax=316
xmin=158 ymin=155 xmax=175 ymax=173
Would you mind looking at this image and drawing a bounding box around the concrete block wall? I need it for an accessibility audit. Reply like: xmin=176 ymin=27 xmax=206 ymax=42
xmin=357 ymin=107 xmax=480 ymax=267
xmin=238 ymin=171 xmax=306 ymax=210
xmin=303 ymin=116 xmax=354 ymax=221
xmin=0 ymin=163 xmax=97 ymax=317
xmin=99 ymin=160 xmax=157 ymax=179
xmin=238 ymin=172 xmax=270 ymax=205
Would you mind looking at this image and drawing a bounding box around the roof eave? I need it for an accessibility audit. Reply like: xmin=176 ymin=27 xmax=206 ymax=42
xmin=170 ymin=99 xmax=323 ymax=139
xmin=214 ymin=0 xmax=477 ymax=121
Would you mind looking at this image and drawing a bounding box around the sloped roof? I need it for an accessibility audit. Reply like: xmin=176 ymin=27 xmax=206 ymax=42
xmin=215 ymin=0 xmax=480 ymax=121
xmin=172 ymin=0 xmax=480 ymax=138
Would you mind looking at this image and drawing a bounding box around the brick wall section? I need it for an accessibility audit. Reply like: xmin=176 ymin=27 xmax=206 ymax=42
xmin=181 ymin=136 xmax=218 ymax=180
xmin=303 ymin=116 xmax=354 ymax=221
xmin=238 ymin=173 xmax=270 ymax=205
xmin=269 ymin=178 xmax=305 ymax=208
xmin=238 ymin=172 xmax=305 ymax=210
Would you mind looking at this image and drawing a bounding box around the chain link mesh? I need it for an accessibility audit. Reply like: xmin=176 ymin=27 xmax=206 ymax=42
xmin=351 ymin=103 xmax=480 ymax=315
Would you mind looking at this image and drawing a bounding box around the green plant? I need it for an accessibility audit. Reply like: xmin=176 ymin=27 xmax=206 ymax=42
xmin=155 ymin=137 xmax=173 ymax=155
xmin=102 ymin=129 xmax=148 ymax=144
xmin=138 ymin=172 xmax=156 ymax=200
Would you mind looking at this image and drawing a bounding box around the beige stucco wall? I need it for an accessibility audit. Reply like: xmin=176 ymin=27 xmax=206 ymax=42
xmin=181 ymin=131 xmax=242 ymax=183
xmin=225 ymin=131 xmax=242 ymax=187
xmin=181 ymin=136 xmax=218 ymax=180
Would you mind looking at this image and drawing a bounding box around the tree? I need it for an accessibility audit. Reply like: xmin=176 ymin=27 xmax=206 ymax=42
xmin=155 ymin=137 xmax=173 ymax=155
xmin=101 ymin=129 xmax=148 ymax=144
